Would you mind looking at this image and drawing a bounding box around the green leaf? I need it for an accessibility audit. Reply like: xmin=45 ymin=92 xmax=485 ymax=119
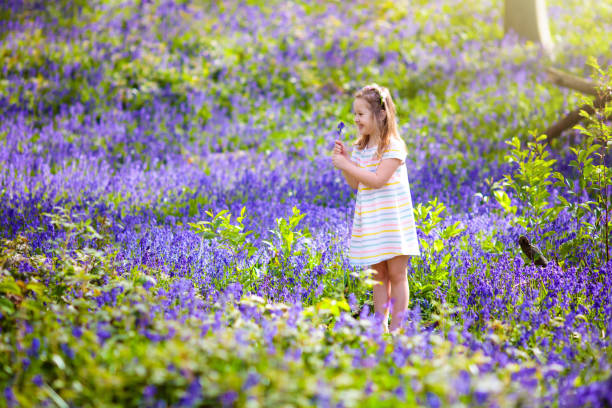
xmin=0 ymin=279 xmax=21 ymax=295
xmin=493 ymin=190 xmax=516 ymax=215
xmin=0 ymin=297 xmax=15 ymax=314
xmin=26 ymin=282 xmax=45 ymax=296
xmin=433 ymin=239 xmax=444 ymax=253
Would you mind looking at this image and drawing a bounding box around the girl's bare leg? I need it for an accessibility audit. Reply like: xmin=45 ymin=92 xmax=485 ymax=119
xmin=370 ymin=261 xmax=391 ymax=333
xmin=387 ymin=255 xmax=410 ymax=332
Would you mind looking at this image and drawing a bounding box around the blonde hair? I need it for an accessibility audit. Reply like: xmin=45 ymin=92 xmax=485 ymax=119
xmin=353 ymin=83 xmax=403 ymax=160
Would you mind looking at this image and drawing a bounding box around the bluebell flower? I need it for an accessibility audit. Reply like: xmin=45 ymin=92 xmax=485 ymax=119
xmin=426 ymin=392 xmax=441 ymax=408
xmin=243 ymin=372 xmax=259 ymax=390
xmin=394 ymin=385 xmax=405 ymax=401
xmin=4 ymin=386 xmax=16 ymax=408
xmin=364 ymin=380 xmax=373 ymax=396
xmin=32 ymin=374 xmax=44 ymax=387
xmin=220 ymin=390 xmax=238 ymax=407
xmin=61 ymin=343 xmax=75 ymax=360
xmin=177 ymin=378 xmax=202 ymax=407
xmin=27 ymin=338 xmax=40 ymax=358
xmin=336 ymin=121 xmax=345 ymax=137
xmin=454 ymin=370 xmax=470 ymax=395
xmin=474 ymin=391 xmax=488 ymax=405
xmin=72 ymin=325 xmax=83 ymax=338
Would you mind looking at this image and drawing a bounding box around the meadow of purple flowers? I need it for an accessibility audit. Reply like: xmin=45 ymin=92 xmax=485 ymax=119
xmin=1 ymin=0 xmax=611 ymax=406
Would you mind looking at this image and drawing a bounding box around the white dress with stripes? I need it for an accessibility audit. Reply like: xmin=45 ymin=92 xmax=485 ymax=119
xmin=348 ymin=137 xmax=420 ymax=267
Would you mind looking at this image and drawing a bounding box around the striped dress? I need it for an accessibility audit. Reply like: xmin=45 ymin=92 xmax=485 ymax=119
xmin=348 ymin=137 xmax=420 ymax=267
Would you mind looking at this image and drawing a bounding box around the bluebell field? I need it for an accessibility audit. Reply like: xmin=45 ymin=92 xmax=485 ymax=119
xmin=0 ymin=0 xmax=611 ymax=407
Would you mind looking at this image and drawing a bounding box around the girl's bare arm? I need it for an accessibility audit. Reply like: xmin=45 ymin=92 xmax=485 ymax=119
xmin=341 ymin=158 xmax=401 ymax=190
xmin=342 ymin=164 xmax=359 ymax=190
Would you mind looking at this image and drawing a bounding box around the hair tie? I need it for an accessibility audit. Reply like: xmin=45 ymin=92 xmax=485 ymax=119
xmin=373 ymin=85 xmax=386 ymax=107
xmin=363 ymin=83 xmax=388 ymax=108
xmin=379 ymin=90 xmax=387 ymax=107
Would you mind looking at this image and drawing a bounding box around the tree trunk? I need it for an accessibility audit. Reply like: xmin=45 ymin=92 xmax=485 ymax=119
xmin=504 ymin=0 xmax=554 ymax=58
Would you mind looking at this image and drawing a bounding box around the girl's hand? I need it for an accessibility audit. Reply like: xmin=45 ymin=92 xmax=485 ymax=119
xmin=332 ymin=151 xmax=348 ymax=170
xmin=334 ymin=140 xmax=349 ymax=159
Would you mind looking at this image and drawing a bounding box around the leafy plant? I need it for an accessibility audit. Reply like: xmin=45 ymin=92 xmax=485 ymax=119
xmin=554 ymin=58 xmax=612 ymax=268
xmin=11 ymin=205 xmax=120 ymax=306
xmin=263 ymin=205 xmax=313 ymax=272
xmin=188 ymin=206 xmax=259 ymax=287
xmin=410 ymin=198 xmax=465 ymax=312
xmin=493 ymin=133 xmax=561 ymax=238
xmin=493 ymin=59 xmax=612 ymax=270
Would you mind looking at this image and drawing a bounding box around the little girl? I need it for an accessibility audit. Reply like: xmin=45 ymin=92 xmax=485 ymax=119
xmin=331 ymin=83 xmax=420 ymax=334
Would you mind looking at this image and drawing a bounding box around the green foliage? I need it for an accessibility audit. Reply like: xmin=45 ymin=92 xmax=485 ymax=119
xmin=5 ymin=0 xmax=610 ymax=162
xmin=5 ymin=207 xmax=534 ymax=406
xmin=262 ymin=206 xmax=318 ymax=291
xmin=553 ymin=58 xmax=612 ymax=268
xmin=410 ymin=198 xmax=465 ymax=313
xmin=189 ymin=206 xmax=257 ymax=259
xmin=189 ymin=206 xmax=259 ymax=288
xmin=0 ymin=223 xmax=185 ymax=407
xmin=263 ymin=206 xmax=312 ymax=262
xmin=0 ymin=268 xmax=542 ymax=408
xmin=494 ymin=133 xmax=561 ymax=238
xmin=493 ymin=59 xmax=612 ymax=269
xmin=3 ymin=206 xmax=120 ymax=308
xmin=2 ymin=1 xmax=612 ymax=405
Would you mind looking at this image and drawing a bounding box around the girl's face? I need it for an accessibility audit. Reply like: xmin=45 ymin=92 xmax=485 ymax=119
xmin=353 ymin=97 xmax=377 ymax=139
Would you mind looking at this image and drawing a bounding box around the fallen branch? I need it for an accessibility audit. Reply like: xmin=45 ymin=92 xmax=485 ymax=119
xmin=542 ymin=66 xmax=611 ymax=142
xmin=544 ymin=89 xmax=611 ymax=142
xmin=545 ymin=67 xmax=598 ymax=96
